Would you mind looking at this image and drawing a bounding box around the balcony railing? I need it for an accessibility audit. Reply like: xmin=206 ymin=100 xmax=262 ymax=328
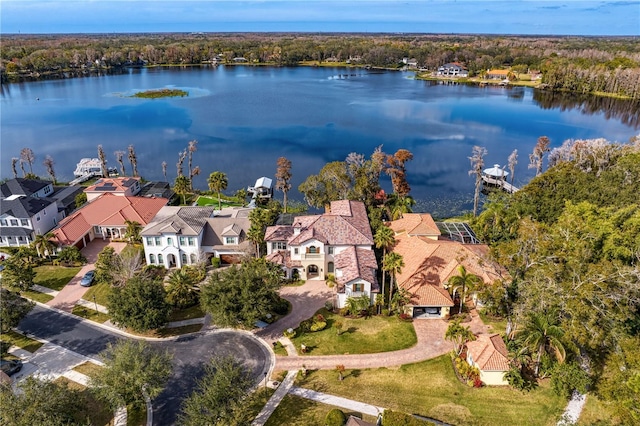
xmin=301 ymin=253 xmax=323 ymax=260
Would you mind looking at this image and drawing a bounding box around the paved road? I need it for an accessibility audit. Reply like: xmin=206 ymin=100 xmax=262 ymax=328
xmin=18 ymin=306 xmax=271 ymax=425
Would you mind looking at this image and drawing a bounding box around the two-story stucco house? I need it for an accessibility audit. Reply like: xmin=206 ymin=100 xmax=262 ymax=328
xmin=141 ymin=206 xmax=253 ymax=269
xmin=265 ymin=200 xmax=378 ymax=308
xmin=0 ymin=178 xmax=82 ymax=247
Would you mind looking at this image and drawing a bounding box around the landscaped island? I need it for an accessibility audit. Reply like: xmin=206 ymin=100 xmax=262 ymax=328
xmin=131 ymin=88 xmax=188 ymax=98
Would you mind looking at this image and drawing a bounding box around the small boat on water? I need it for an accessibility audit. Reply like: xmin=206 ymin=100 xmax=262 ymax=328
xmin=74 ymin=158 xmax=118 ymax=177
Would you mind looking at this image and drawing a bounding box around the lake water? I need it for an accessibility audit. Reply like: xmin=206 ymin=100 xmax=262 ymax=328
xmin=2 ymin=66 xmax=638 ymax=217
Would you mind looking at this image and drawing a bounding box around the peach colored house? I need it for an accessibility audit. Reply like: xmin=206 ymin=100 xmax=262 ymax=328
xmin=84 ymin=177 xmax=142 ymax=202
xmin=466 ymin=333 xmax=510 ymax=385
xmin=389 ymin=213 xmax=503 ymax=319
xmin=53 ymin=193 xmax=168 ymax=248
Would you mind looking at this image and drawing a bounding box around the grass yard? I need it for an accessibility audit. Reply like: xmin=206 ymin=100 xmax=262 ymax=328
xmin=72 ymin=305 xmax=111 ymax=323
xmin=34 ymin=265 xmax=82 ymax=291
xmin=195 ymin=195 xmax=242 ymax=208
xmin=54 ymin=377 xmax=114 ymax=426
xmin=83 ymin=281 xmax=111 ymax=307
xmin=73 ymin=361 xmax=104 ymax=376
xmin=155 ymin=324 xmax=203 ymax=338
xmin=169 ymin=304 xmax=205 ymax=322
xmin=265 ymin=394 xmax=378 ymax=426
xmin=577 ymin=394 xmax=622 ymax=425
xmin=478 ymin=311 xmax=508 ymax=335
xmin=296 ymin=355 xmax=566 ymax=426
xmin=21 ymin=288 xmax=54 ymax=303
xmin=0 ymin=329 xmax=44 ymax=353
xmin=290 ymin=309 xmax=417 ymax=355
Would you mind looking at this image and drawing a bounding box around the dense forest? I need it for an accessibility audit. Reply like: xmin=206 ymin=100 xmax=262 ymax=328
xmin=2 ymin=33 xmax=640 ymax=99
xmin=472 ymin=136 xmax=640 ymax=423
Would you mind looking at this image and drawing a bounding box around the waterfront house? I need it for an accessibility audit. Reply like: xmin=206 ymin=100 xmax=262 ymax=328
xmin=52 ymin=193 xmax=168 ymax=248
xmin=141 ymin=205 xmax=253 ymax=268
xmin=437 ymin=62 xmax=469 ymax=77
xmin=486 ymin=69 xmax=510 ymax=80
xmin=388 ymin=213 xmax=503 ymax=318
xmin=0 ymin=178 xmax=83 ymax=247
xmin=84 ymin=177 xmax=142 ymax=202
xmin=265 ymin=200 xmax=378 ymax=308
xmin=466 ymin=333 xmax=510 ymax=385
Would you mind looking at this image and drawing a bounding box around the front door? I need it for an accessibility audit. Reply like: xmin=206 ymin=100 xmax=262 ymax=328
xmin=307 ymin=264 xmax=319 ymax=278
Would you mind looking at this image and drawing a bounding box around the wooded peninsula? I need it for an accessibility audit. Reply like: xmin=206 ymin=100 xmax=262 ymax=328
xmin=2 ymin=33 xmax=639 ymax=100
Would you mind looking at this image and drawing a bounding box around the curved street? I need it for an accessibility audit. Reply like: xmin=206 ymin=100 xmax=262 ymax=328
xmin=17 ymin=305 xmax=272 ymax=425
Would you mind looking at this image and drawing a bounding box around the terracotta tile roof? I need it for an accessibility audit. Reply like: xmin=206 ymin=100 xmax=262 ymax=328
xmin=54 ymin=193 xmax=168 ymax=245
xmin=466 ymin=334 xmax=510 ymax=372
xmin=334 ymin=246 xmax=378 ymax=291
xmin=265 ymin=250 xmax=302 ymax=268
xmin=388 ymin=213 xmax=441 ymax=237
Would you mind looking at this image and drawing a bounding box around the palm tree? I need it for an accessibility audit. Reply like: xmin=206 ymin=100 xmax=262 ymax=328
xmin=207 ymin=171 xmax=228 ymax=210
xmin=448 ymin=265 xmax=482 ymax=314
xmin=445 ymin=319 xmax=475 ymax=356
xmin=174 ymin=175 xmax=191 ymax=205
xmin=385 ymin=194 xmax=415 ymax=220
xmin=374 ymin=225 xmax=395 ymax=305
xmin=165 ymin=268 xmax=198 ymax=309
xmin=32 ymin=232 xmax=56 ymax=259
xmin=124 ymin=220 xmax=142 ymax=244
xmin=518 ymin=310 xmax=566 ymax=376
xmin=383 ymin=252 xmax=404 ymax=312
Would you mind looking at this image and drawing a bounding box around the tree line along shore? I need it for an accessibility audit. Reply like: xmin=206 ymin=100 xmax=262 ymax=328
xmin=1 ymin=33 xmax=639 ymax=100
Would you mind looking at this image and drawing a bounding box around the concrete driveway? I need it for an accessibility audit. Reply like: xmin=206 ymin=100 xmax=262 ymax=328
xmin=46 ymin=239 xmax=126 ymax=312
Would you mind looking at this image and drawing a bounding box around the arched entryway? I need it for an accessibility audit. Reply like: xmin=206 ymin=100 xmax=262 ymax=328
xmin=307 ymin=264 xmax=319 ymax=278
xmin=167 ymin=254 xmax=177 ymax=268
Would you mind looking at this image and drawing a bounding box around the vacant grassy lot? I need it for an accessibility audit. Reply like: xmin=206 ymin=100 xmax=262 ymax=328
xmin=72 ymin=305 xmax=111 ymax=323
xmin=34 ymin=265 xmax=82 ymax=291
xmin=0 ymin=330 xmax=44 ymax=353
xmin=265 ymin=394 xmax=378 ymax=426
xmin=290 ymin=309 xmax=416 ymax=355
xmin=296 ymin=355 xmax=566 ymax=426
xmin=82 ymin=282 xmax=111 ymax=307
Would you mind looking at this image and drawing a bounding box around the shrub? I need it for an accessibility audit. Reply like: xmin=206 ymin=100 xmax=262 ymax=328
xmin=382 ymin=309 xmax=390 ymax=316
xmin=310 ymin=321 xmax=327 ymax=332
xmin=325 ymin=408 xmax=346 ymax=426
xmin=210 ymin=257 xmax=221 ymax=268
xmin=324 ymin=301 xmax=334 ymax=311
xmin=273 ymin=298 xmax=290 ymax=315
xmin=382 ymin=410 xmax=429 ymax=426
xmin=283 ymin=328 xmax=296 ymax=339
xmin=398 ymin=313 xmax=413 ymax=321
xmin=316 ymin=314 xmax=325 ymax=322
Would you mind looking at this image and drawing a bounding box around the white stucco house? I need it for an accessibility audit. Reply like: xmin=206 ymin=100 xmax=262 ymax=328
xmin=141 ymin=205 xmax=253 ymax=268
xmin=265 ymin=200 xmax=378 ymax=308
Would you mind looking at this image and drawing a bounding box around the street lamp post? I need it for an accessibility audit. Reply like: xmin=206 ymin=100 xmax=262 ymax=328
xmin=93 ymin=295 xmax=98 ymax=312
xmin=264 ymin=371 xmax=268 ymax=402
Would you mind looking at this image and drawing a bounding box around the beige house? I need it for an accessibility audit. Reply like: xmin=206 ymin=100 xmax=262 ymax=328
xmin=84 ymin=177 xmax=142 ymax=202
xmin=466 ymin=334 xmax=510 ymax=385
xmin=388 ymin=213 xmax=503 ymax=319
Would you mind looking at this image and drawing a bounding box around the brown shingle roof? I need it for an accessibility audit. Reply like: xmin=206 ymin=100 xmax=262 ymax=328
xmin=466 ymin=334 xmax=510 ymax=372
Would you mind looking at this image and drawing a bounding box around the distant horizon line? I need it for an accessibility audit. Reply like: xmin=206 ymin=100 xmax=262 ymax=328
xmin=2 ymin=31 xmax=637 ymax=38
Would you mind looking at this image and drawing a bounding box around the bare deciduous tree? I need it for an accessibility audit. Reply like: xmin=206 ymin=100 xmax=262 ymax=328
xmin=187 ymin=140 xmax=198 ymax=190
xmin=115 ymin=150 xmax=126 ymax=176
xmin=469 ymin=145 xmax=487 ymax=217
xmin=176 ymin=150 xmax=187 ymax=177
xmin=529 ymin=136 xmax=551 ymax=176
xmin=161 ymin=161 xmax=168 ymax=181
xmin=97 ymin=145 xmax=108 ymax=177
xmin=20 ymin=148 xmax=35 ymax=174
xmin=275 ymin=157 xmax=292 ymax=213
xmin=10 ymin=158 xmax=19 ymax=178
xmin=43 ymin=155 xmax=56 ymax=184
xmin=508 ymin=149 xmax=518 ymax=185
xmin=128 ymin=145 xmax=138 ymax=177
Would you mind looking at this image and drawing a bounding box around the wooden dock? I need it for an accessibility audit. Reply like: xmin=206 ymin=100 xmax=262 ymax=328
xmin=481 ymin=175 xmax=519 ymax=193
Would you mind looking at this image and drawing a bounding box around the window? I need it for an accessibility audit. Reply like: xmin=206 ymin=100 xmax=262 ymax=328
xmin=18 ymin=236 xmax=24 ymax=242
xmin=43 ymin=185 xmax=52 ymax=194
xmin=149 ymin=254 xmax=156 ymax=264
xmin=353 ymin=283 xmax=364 ymax=292
xmin=21 ymin=219 xmax=29 ymax=226
xmin=182 ymin=253 xmax=188 ymax=264
xmin=272 ymin=242 xmax=286 ymax=250
xmin=155 ymin=237 xmax=161 ymax=246
xmin=188 ymin=237 xmax=195 ymax=246
xmin=179 ymin=237 xmax=186 ymax=246
xmin=294 ymin=248 xmax=299 ymax=255
xmin=308 ymin=246 xmax=317 ymax=254
xmin=43 ymin=209 xmax=46 ymax=215
xmin=190 ymin=254 xmax=197 ymax=264
xmin=225 ymin=237 xmax=236 ymax=245
xmin=157 ymin=254 xmax=163 ymax=264
xmin=10 ymin=219 xmax=18 ymax=226
xmin=146 ymin=237 xmax=154 ymax=246
xmin=328 ymin=262 xmax=334 ymax=273
xmin=327 ymin=246 xmax=334 ymax=255
xmin=167 ymin=237 xmax=173 ymax=246
xmin=36 ymin=216 xmax=41 ymax=222
xmin=0 ymin=219 xmax=7 ymax=226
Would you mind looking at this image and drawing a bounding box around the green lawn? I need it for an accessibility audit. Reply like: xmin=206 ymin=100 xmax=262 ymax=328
xmin=577 ymin=394 xmax=622 ymax=425
xmin=34 ymin=265 xmax=82 ymax=291
xmin=72 ymin=305 xmax=111 ymax=323
xmin=0 ymin=330 xmax=44 ymax=353
xmin=265 ymin=394 xmax=378 ymax=426
xmin=290 ymin=309 xmax=417 ymax=355
xmin=168 ymin=304 xmax=205 ymax=322
xmin=83 ymin=281 xmax=112 ymax=307
xmin=478 ymin=311 xmax=508 ymax=335
xmin=195 ymin=195 xmax=242 ymax=208
xmin=21 ymin=289 xmax=54 ymax=303
xmin=73 ymin=361 xmax=104 ymax=377
xmin=296 ymin=355 xmax=566 ymax=426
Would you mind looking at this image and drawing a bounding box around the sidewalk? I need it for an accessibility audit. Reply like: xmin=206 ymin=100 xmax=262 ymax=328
xmin=252 ymin=370 xmax=298 ymax=426
xmin=289 ymin=387 xmax=384 ymax=417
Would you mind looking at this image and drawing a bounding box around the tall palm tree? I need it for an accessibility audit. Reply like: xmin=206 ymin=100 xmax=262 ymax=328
xmin=174 ymin=175 xmax=191 ymax=205
xmin=207 ymin=171 xmax=228 ymax=210
xmin=166 ymin=268 xmax=198 ymax=309
xmin=124 ymin=220 xmax=142 ymax=244
xmin=445 ymin=319 xmax=475 ymax=356
xmin=374 ymin=225 xmax=395 ymax=304
xmin=32 ymin=232 xmax=56 ymax=259
xmin=448 ymin=265 xmax=482 ymax=314
xmin=383 ymin=252 xmax=404 ymax=311
xmin=518 ymin=310 xmax=566 ymax=376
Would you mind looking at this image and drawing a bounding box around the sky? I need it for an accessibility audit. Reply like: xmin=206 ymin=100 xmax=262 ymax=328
xmin=1 ymin=1 xmax=639 ymax=36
